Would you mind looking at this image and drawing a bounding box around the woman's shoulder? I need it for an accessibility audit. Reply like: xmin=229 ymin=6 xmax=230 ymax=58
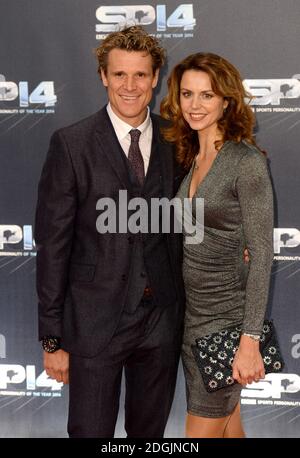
xmin=226 ymin=139 xmax=262 ymax=155
xmin=226 ymin=140 xmax=267 ymax=167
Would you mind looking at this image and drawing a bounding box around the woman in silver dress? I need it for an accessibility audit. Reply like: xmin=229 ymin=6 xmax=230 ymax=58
xmin=161 ymin=53 xmax=274 ymax=437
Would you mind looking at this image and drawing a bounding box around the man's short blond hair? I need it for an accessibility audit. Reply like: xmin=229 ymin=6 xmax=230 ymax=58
xmin=95 ymin=25 xmax=166 ymax=78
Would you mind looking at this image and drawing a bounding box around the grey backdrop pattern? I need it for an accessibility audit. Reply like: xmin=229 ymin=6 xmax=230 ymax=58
xmin=0 ymin=0 xmax=299 ymax=438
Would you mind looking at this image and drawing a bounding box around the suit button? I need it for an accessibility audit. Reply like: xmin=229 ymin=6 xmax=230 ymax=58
xmin=122 ymin=274 xmax=126 ymax=281
xmin=140 ymin=272 xmax=146 ymax=278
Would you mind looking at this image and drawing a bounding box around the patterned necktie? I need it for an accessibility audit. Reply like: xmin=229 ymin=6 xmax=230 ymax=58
xmin=128 ymin=129 xmax=145 ymax=186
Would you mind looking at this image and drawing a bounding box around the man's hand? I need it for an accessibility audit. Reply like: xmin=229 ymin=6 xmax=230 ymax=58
xmin=244 ymin=248 xmax=249 ymax=263
xmin=44 ymin=349 xmax=69 ymax=384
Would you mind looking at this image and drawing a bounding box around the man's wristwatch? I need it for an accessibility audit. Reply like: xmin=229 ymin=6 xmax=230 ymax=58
xmin=42 ymin=336 xmax=61 ymax=353
xmin=242 ymin=332 xmax=261 ymax=342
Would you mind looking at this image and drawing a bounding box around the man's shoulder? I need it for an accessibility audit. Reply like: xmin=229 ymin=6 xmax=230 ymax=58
xmin=150 ymin=112 xmax=173 ymax=150
xmin=150 ymin=111 xmax=171 ymax=129
xmin=54 ymin=108 xmax=106 ymax=140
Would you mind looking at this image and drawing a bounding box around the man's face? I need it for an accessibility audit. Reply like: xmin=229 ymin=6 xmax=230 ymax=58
xmin=101 ymin=49 xmax=159 ymax=127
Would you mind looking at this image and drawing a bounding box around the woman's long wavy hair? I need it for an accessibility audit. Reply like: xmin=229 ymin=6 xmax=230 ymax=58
xmin=160 ymin=52 xmax=258 ymax=170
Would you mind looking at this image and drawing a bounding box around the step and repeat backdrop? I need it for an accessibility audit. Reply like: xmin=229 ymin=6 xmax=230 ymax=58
xmin=0 ymin=0 xmax=299 ymax=438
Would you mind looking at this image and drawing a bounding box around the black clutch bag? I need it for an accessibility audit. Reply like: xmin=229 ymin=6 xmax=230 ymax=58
xmin=191 ymin=320 xmax=284 ymax=393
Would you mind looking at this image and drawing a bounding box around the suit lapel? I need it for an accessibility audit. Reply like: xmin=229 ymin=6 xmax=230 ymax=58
xmin=95 ymin=107 xmax=132 ymax=190
xmin=95 ymin=108 xmax=175 ymax=198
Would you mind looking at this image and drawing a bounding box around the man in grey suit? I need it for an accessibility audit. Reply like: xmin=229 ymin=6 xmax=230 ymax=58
xmin=35 ymin=26 xmax=185 ymax=437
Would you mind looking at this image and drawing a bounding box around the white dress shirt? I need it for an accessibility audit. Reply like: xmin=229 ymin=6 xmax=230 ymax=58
xmin=106 ymin=102 xmax=153 ymax=174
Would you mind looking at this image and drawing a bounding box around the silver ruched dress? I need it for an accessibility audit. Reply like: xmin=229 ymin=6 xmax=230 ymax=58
xmin=176 ymin=140 xmax=274 ymax=417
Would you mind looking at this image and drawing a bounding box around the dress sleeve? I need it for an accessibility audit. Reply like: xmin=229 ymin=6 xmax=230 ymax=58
xmin=235 ymin=148 xmax=274 ymax=335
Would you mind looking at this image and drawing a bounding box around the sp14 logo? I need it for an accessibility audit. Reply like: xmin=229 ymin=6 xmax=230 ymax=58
xmin=96 ymin=4 xmax=196 ymax=32
xmin=0 ymin=74 xmax=57 ymax=107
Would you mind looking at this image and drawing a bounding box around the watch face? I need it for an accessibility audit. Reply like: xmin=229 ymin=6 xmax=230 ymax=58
xmin=42 ymin=337 xmax=61 ymax=353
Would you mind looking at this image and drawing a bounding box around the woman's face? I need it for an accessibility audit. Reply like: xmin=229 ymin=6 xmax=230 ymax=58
xmin=179 ymin=69 xmax=228 ymax=136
